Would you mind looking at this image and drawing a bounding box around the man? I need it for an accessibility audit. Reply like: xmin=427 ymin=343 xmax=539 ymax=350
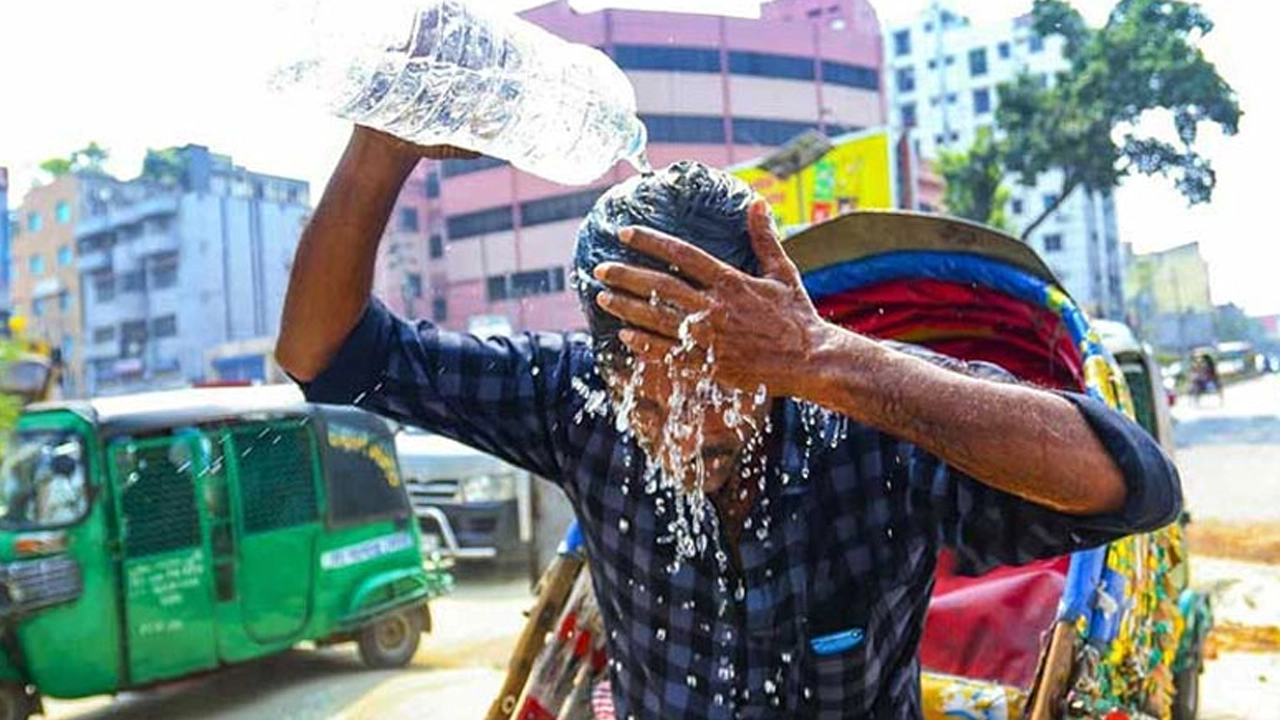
xmin=276 ymin=128 xmax=1181 ymax=719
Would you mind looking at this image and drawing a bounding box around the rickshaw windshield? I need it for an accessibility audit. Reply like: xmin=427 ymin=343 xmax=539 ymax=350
xmin=0 ymin=431 xmax=88 ymax=529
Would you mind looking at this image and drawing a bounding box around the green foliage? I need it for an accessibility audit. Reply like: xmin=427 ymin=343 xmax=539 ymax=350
xmin=997 ymin=0 xmax=1241 ymax=239
xmin=141 ymin=147 xmax=186 ymax=186
xmin=38 ymin=141 xmax=111 ymax=179
xmin=39 ymin=158 xmax=74 ymax=178
xmin=938 ymin=127 xmax=1012 ymax=232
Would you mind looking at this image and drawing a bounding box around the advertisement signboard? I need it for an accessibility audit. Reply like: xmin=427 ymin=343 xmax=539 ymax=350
xmin=731 ymin=129 xmax=896 ymax=234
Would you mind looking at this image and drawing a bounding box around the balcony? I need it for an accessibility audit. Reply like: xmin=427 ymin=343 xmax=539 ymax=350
xmin=78 ymin=249 xmax=111 ymax=274
xmin=76 ymin=195 xmax=179 ymax=239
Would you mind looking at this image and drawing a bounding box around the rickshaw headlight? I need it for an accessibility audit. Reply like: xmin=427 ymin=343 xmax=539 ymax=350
xmin=457 ymin=475 xmax=516 ymax=504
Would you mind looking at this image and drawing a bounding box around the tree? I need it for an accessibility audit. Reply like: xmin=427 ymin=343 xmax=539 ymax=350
xmin=998 ymin=0 xmax=1241 ymax=240
xmin=37 ymin=141 xmax=111 ymax=179
xmin=140 ymin=147 xmax=186 ymax=186
xmin=938 ymin=127 xmax=1012 ymax=231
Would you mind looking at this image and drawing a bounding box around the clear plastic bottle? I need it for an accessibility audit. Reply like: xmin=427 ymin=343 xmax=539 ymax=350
xmin=272 ymin=0 xmax=650 ymax=186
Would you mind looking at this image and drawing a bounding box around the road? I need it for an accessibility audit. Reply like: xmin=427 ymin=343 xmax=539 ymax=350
xmin=42 ymin=375 xmax=1280 ymax=720
xmin=1173 ymin=373 xmax=1280 ymax=523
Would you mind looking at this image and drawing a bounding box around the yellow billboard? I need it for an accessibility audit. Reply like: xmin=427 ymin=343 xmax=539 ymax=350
xmin=732 ymin=129 xmax=894 ymax=233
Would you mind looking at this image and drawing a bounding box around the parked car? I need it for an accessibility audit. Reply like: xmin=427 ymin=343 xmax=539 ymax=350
xmin=0 ymin=385 xmax=451 ymax=720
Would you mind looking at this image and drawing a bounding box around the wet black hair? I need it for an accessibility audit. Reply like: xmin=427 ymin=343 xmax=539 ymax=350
xmin=573 ymin=160 xmax=759 ymax=365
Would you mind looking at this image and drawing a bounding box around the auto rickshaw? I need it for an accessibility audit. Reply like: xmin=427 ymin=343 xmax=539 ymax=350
xmin=0 ymin=385 xmax=453 ymax=720
xmin=488 ymin=212 xmax=1210 ymax=720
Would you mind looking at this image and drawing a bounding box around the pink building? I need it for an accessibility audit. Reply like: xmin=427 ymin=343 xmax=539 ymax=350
xmin=374 ymin=0 xmax=887 ymax=333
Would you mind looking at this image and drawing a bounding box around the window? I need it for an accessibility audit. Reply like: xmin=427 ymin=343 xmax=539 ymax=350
xmin=93 ymin=272 xmax=115 ymax=303
xmin=510 ymin=268 xmax=567 ymax=298
xmin=927 ymin=59 xmax=938 ymax=70
xmin=93 ymin=326 xmax=116 ymax=344
xmin=728 ymin=52 xmax=815 ymax=81
xmin=406 ymin=273 xmax=423 ymax=299
xmin=820 ymin=61 xmax=879 ymax=90
xmin=895 ymin=67 xmax=916 ymax=93
xmin=114 ymin=438 xmax=201 ymax=557
xmin=32 ymin=298 xmax=45 ymax=317
xmin=973 ymin=88 xmax=992 ymax=114
xmin=893 ymin=29 xmax=912 ymax=56
xmin=946 ymin=93 xmax=957 ymax=104
xmin=29 ymin=255 xmax=44 ymax=276
xmin=322 ymin=413 xmax=410 ymax=526
xmin=432 ymin=297 xmax=448 ymax=322
xmin=151 ymin=254 xmax=178 ymax=289
xmin=440 ymin=155 xmax=507 ymax=178
xmin=613 ymin=45 xmax=721 ymax=73
xmin=520 ymin=188 xmax=605 ymax=228
xmin=231 ymin=424 xmax=318 ymax=534
xmin=734 ymin=119 xmax=855 ymax=146
xmin=58 ymin=292 xmax=71 ymax=312
xmin=55 ymin=201 xmax=72 ymax=224
xmin=1043 ymin=193 xmax=1057 ymax=212
xmin=57 ymin=246 xmax=73 ymax=267
xmin=924 ymin=22 xmax=933 ymax=32
xmin=397 ymin=207 xmax=419 ymax=233
xmin=1043 ymin=234 xmax=1064 ymax=253
xmin=935 ymin=134 xmax=946 ymax=146
xmin=26 ymin=212 xmax=41 ymax=233
xmin=899 ymin=102 xmax=918 ymax=128
xmin=446 ymin=206 xmax=514 ymax=240
xmin=945 ymin=55 xmax=955 ymax=66
xmin=151 ymin=315 xmax=178 ymax=339
xmin=119 ymin=270 xmax=145 ymax=293
xmin=1029 ymin=35 xmax=1045 ymax=53
xmin=1011 ymin=198 xmax=1024 ymax=215
xmin=429 ymin=234 xmax=444 ymax=259
xmin=968 ymin=48 xmax=988 ymax=77
xmin=426 ymin=173 xmax=440 ymax=199
xmin=1037 ymin=73 xmax=1050 ymax=89
xmin=641 ymin=115 xmax=726 ymax=144
xmin=487 ymin=276 xmax=509 ymax=302
xmin=998 ymin=41 xmax=1011 ymax=59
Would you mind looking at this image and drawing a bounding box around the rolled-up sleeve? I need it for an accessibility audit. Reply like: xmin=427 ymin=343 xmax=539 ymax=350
xmin=909 ymin=392 xmax=1183 ymax=572
xmin=298 ymin=299 xmax=583 ymax=484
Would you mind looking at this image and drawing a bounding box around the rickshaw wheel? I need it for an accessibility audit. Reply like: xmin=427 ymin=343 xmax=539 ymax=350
xmin=358 ymin=608 xmax=423 ymax=669
xmin=1172 ymin=664 xmax=1200 ymax=720
xmin=0 ymin=682 xmax=31 ymax=720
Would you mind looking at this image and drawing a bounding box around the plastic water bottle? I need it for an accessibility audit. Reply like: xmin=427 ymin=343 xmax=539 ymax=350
xmin=272 ymin=0 xmax=651 ymax=186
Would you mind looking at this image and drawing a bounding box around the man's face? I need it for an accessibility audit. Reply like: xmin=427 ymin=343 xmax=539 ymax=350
xmin=602 ymin=352 xmax=771 ymax=495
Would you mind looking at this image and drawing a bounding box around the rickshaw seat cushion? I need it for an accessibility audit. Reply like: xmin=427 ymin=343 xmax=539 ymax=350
xmin=920 ymin=551 xmax=1070 ymax=689
xmin=813 ymin=280 xmax=1086 ymax=391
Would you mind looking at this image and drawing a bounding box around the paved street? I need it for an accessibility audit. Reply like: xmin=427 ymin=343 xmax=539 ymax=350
xmin=1173 ymin=374 xmax=1280 ymax=523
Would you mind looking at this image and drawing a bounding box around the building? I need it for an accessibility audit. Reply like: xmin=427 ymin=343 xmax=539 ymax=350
xmin=1125 ymin=241 xmax=1215 ymax=352
xmin=373 ymin=0 xmax=887 ymax=332
xmin=1 ymin=166 xmax=11 ymax=313
xmin=77 ymin=145 xmax=309 ymax=396
xmin=884 ymin=1 xmax=1125 ymax=319
xmin=8 ymin=173 xmax=88 ymax=396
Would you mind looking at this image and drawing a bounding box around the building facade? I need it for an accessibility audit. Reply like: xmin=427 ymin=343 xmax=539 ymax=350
xmin=9 ymin=173 xmax=88 ymax=396
xmin=374 ymin=0 xmax=887 ymax=332
xmin=77 ymin=145 xmax=309 ymax=396
xmin=1125 ymin=241 xmax=1215 ymax=352
xmin=884 ymin=1 xmax=1125 ymax=319
xmin=1 ymin=166 xmax=11 ymax=313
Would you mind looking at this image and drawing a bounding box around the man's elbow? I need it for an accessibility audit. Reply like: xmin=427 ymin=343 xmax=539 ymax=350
xmin=274 ymin=333 xmax=322 ymax=384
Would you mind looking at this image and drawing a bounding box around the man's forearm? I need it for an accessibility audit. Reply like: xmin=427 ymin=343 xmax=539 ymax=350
xmin=276 ymin=129 xmax=417 ymax=381
xmin=801 ymin=323 xmax=1127 ymax=516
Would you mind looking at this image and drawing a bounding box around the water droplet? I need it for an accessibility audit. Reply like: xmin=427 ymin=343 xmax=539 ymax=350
xmin=656 ymin=627 xmax=667 ymax=641
xmin=686 ymin=674 xmax=698 ymax=688
xmin=763 ymin=679 xmax=777 ymax=694
xmin=618 ymin=517 xmax=630 ymax=533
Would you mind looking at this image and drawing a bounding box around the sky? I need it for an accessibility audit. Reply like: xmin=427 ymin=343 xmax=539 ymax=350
xmin=1 ymin=0 xmax=1275 ymax=314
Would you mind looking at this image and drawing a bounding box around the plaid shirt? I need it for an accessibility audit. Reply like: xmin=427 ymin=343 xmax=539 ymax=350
xmin=302 ymin=301 xmax=1181 ymax=720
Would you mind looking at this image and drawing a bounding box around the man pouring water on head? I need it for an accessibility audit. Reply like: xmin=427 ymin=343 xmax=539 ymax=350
xmin=276 ymin=127 xmax=1180 ymax=719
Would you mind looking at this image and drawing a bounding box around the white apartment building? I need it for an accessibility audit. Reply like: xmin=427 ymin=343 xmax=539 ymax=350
xmin=885 ymin=1 xmax=1125 ymax=319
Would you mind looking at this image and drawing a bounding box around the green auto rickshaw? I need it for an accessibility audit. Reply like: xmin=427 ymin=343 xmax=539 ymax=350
xmin=0 ymin=385 xmax=453 ymax=719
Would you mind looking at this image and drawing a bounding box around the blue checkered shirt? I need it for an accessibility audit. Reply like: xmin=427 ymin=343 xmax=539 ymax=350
xmin=301 ymin=301 xmax=1181 ymax=720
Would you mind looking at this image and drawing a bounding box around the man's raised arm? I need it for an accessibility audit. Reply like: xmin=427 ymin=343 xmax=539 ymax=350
xmin=275 ymin=127 xmax=475 ymax=381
